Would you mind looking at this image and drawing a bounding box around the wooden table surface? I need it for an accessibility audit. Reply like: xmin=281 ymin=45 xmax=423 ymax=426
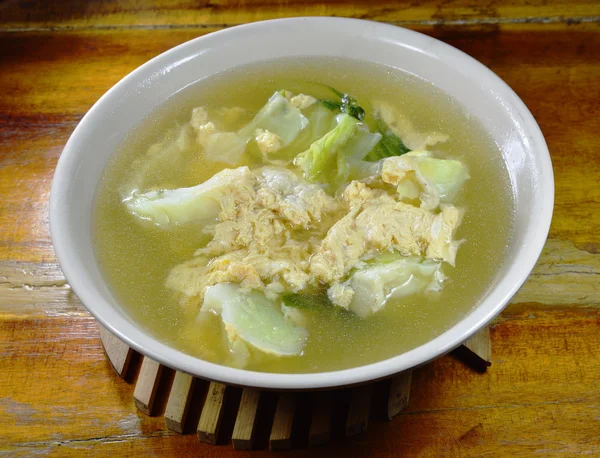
xmin=1 ymin=1 xmax=600 ymax=456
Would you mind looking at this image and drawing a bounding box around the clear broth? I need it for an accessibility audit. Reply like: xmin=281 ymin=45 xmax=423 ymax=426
xmin=94 ymin=57 xmax=514 ymax=373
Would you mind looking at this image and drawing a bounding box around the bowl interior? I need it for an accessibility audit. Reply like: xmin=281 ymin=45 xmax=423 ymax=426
xmin=50 ymin=17 xmax=553 ymax=389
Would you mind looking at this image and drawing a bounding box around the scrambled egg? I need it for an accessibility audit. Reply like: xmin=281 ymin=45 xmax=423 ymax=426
xmin=166 ymin=167 xmax=339 ymax=311
xmin=289 ymin=94 xmax=317 ymax=110
xmin=254 ymin=129 xmax=283 ymax=159
xmin=372 ymin=100 xmax=448 ymax=151
xmin=309 ymin=181 xmax=462 ymax=285
xmin=167 ymin=170 xmax=463 ymax=314
xmin=382 ymin=152 xmax=470 ymax=211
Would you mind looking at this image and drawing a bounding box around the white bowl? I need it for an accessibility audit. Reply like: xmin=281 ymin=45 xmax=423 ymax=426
xmin=50 ymin=17 xmax=553 ymax=389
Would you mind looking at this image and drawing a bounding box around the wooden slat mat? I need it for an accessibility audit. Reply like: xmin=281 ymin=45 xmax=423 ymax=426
xmin=100 ymin=325 xmax=491 ymax=450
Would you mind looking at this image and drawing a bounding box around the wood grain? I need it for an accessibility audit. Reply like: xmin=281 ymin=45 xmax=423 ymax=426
xmin=387 ymin=370 xmax=412 ymax=420
xmin=231 ymin=388 xmax=261 ymax=450
xmin=1 ymin=0 xmax=599 ymax=30
xmin=196 ymin=382 xmax=227 ymax=444
xmin=1 ymin=23 xmax=598 ymax=264
xmin=1 ymin=1 xmax=600 ymax=455
xmin=269 ymin=393 xmax=297 ymax=450
xmin=1 ymin=309 xmax=599 ymax=455
xmin=309 ymin=391 xmax=333 ymax=446
xmin=346 ymin=385 xmax=373 ymax=436
xmin=99 ymin=325 xmax=133 ymax=378
xmin=164 ymin=371 xmax=195 ymax=433
xmin=133 ymin=357 xmax=164 ymax=415
xmin=454 ymin=327 xmax=492 ymax=373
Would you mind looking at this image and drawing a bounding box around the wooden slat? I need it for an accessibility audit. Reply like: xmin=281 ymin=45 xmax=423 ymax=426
xmin=133 ymin=357 xmax=164 ymax=415
xmin=453 ymin=327 xmax=492 ymax=373
xmin=164 ymin=371 xmax=195 ymax=433
xmin=387 ymin=370 xmax=413 ymax=420
xmin=98 ymin=326 xmax=133 ymax=378
xmin=197 ymin=382 xmax=227 ymax=444
xmin=346 ymin=385 xmax=373 ymax=437
xmin=464 ymin=327 xmax=492 ymax=367
xmin=1 ymin=0 xmax=599 ymax=30
xmin=309 ymin=391 xmax=333 ymax=447
xmin=269 ymin=393 xmax=297 ymax=451
xmin=231 ymin=388 xmax=261 ymax=450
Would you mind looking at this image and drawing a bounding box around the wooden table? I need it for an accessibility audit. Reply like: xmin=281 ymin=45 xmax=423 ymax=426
xmin=1 ymin=1 xmax=599 ymax=456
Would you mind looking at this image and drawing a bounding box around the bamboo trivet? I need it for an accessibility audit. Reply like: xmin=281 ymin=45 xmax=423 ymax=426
xmin=99 ymin=325 xmax=491 ymax=450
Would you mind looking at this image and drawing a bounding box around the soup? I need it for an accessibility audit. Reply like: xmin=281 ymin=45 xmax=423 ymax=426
xmin=94 ymin=57 xmax=513 ymax=373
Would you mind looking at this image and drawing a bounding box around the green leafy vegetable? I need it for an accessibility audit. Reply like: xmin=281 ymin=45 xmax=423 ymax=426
xmin=277 ymin=103 xmax=339 ymax=160
xmin=321 ymin=99 xmax=343 ymax=111
xmin=364 ymin=117 xmax=411 ymax=162
xmin=282 ymin=291 xmax=331 ymax=309
xmin=320 ymin=86 xmax=366 ymax=121
xmin=282 ymin=291 xmax=355 ymax=318
xmin=294 ymin=113 xmax=358 ymax=184
xmin=348 ymin=160 xmax=383 ymax=181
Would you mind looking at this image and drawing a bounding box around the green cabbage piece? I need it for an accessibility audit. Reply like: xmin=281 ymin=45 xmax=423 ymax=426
xmin=123 ymin=166 xmax=253 ymax=227
xmin=200 ymin=132 xmax=250 ymax=166
xmin=384 ymin=151 xmax=470 ymax=209
xmin=124 ymin=123 xmax=196 ymax=193
xmin=417 ymin=156 xmax=470 ymax=203
xmin=284 ymin=104 xmax=339 ymax=155
xmin=256 ymin=103 xmax=339 ymax=163
xmin=330 ymin=255 xmax=444 ymax=318
xmin=294 ymin=113 xmax=381 ymax=190
xmin=202 ymin=91 xmax=308 ymax=165
xmin=239 ymin=91 xmax=309 ymax=145
xmin=348 ymin=159 xmax=385 ymax=181
xmin=202 ymin=283 xmax=308 ymax=356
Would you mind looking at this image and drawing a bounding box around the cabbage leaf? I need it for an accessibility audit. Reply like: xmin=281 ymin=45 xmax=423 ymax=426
xmin=200 ymin=91 xmax=309 ymax=165
xmin=123 ymin=166 xmax=253 ymax=227
xmin=294 ymin=113 xmax=381 ymax=190
xmin=202 ymin=283 xmax=308 ymax=356
xmin=328 ymin=254 xmax=444 ymax=318
xmin=382 ymin=151 xmax=470 ymax=209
